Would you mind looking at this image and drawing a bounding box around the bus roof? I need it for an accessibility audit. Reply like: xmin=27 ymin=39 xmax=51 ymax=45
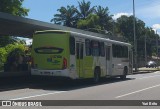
xmin=35 ymin=30 xmax=131 ymax=47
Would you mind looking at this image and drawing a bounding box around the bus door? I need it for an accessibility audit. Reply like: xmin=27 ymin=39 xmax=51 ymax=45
xmin=129 ymin=50 xmax=133 ymax=74
xmin=106 ymin=46 xmax=112 ymax=76
xmin=76 ymin=41 xmax=84 ymax=78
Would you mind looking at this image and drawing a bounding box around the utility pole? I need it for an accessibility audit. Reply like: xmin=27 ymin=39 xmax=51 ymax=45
xmin=145 ymin=34 xmax=147 ymax=65
xmin=156 ymin=30 xmax=159 ymax=66
xmin=133 ymin=0 xmax=137 ymax=72
xmin=112 ymin=20 xmax=115 ymax=36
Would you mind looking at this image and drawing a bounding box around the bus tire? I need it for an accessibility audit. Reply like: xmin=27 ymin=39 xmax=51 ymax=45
xmin=120 ymin=67 xmax=128 ymax=79
xmin=93 ymin=67 xmax=100 ymax=83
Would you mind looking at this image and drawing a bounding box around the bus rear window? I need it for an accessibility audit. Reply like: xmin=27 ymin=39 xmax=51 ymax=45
xmin=34 ymin=47 xmax=63 ymax=54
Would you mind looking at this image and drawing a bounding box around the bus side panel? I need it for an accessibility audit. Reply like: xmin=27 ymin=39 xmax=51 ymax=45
xmin=69 ymin=55 xmax=78 ymax=79
xmin=83 ymin=56 xmax=94 ymax=78
xmin=99 ymin=57 xmax=106 ymax=77
xmin=112 ymin=58 xmax=122 ymax=76
xmin=112 ymin=58 xmax=129 ymax=76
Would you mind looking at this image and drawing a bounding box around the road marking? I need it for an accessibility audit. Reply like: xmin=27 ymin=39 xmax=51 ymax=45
xmin=10 ymin=91 xmax=66 ymax=100
xmin=138 ymin=75 xmax=160 ymax=79
xmin=115 ymin=84 xmax=160 ymax=99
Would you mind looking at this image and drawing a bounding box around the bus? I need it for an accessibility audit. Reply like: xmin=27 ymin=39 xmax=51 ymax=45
xmin=31 ymin=30 xmax=133 ymax=82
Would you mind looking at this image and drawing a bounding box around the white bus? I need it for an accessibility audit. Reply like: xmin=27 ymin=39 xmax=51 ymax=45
xmin=31 ymin=30 xmax=133 ymax=82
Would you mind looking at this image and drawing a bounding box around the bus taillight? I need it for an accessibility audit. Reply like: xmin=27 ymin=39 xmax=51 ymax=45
xmin=63 ymin=58 xmax=67 ymax=69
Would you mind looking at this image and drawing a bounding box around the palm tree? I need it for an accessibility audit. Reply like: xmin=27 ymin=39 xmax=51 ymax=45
xmin=77 ymin=0 xmax=95 ymax=19
xmin=51 ymin=5 xmax=78 ymax=27
xmin=95 ymin=6 xmax=113 ymax=31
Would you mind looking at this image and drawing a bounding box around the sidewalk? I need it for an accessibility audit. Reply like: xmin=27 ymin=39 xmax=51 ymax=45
xmin=133 ymin=67 xmax=160 ymax=74
xmin=0 ymin=71 xmax=30 ymax=77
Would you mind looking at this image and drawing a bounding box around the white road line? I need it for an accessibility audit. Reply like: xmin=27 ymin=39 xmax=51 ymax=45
xmin=115 ymin=84 xmax=160 ymax=99
xmin=138 ymin=75 xmax=160 ymax=79
xmin=10 ymin=91 xmax=66 ymax=100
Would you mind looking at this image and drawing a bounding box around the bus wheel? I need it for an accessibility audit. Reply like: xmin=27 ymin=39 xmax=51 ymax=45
xmin=120 ymin=67 xmax=127 ymax=79
xmin=93 ymin=68 xmax=100 ymax=83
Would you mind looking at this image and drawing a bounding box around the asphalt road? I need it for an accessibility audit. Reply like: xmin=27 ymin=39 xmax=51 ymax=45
xmin=0 ymin=71 xmax=160 ymax=109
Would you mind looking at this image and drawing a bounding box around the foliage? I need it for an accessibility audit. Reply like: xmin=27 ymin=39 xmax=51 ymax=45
xmin=0 ymin=36 xmax=25 ymax=47
xmin=0 ymin=0 xmax=29 ymax=17
xmin=52 ymin=1 xmax=112 ymax=34
xmin=116 ymin=15 xmax=158 ymax=57
xmin=95 ymin=6 xmax=113 ymax=31
xmin=77 ymin=14 xmax=100 ymax=30
xmin=52 ymin=1 xmax=159 ymax=59
xmin=77 ymin=0 xmax=96 ymax=19
xmin=0 ymin=43 xmax=26 ymax=70
xmin=51 ymin=5 xmax=78 ymax=27
xmin=0 ymin=0 xmax=29 ymax=51
xmin=52 ymin=0 xmax=96 ymax=28
xmin=5 ymin=43 xmax=25 ymax=56
xmin=0 ymin=36 xmax=13 ymax=47
xmin=0 ymin=48 xmax=7 ymax=70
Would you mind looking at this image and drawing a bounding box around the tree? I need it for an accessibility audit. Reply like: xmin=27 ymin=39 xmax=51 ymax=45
xmin=116 ymin=15 xmax=158 ymax=58
xmin=0 ymin=0 xmax=29 ymax=17
xmin=145 ymin=27 xmax=158 ymax=56
xmin=51 ymin=5 xmax=78 ymax=27
xmin=95 ymin=6 xmax=113 ymax=31
xmin=77 ymin=5 xmax=113 ymax=34
xmin=0 ymin=36 xmax=26 ymax=47
xmin=0 ymin=36 xmax=13 ymax=47
xmin=0 ymin=43 xmax=26 ymax=70
xmin=77 ymin=14 xmax=101 ymax=32
xmin=77 ymin=0 xmax=95 ymax=19
xmin=116 ymin=15 xmax=134 ymax=42
xmin=0 ymin=0 xmax=29 ymax=47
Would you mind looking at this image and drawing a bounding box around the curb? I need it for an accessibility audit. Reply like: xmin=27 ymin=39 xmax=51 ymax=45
xmin=133 ymin=70 xmax=159 ymax=74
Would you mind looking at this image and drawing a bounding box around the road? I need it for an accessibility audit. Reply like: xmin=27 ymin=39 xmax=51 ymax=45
xmin=0 ymin=71 xmax=160 ymax=109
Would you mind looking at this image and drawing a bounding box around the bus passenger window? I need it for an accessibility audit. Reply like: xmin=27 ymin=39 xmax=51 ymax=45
xmin=91 ymin=41 xmax=99 ymax=56
xmin=80 ymin=44 xmax=84 ymax=59
xmin=124 ymin=46 xmax=128 ymax=58
xmin=70 ymin=37 xmax=75 ymax=55
xmin=76 ymin=43 xmax=79 ymax=59
xmin=112 ymin=44 xmax=116 ymax=57
xmin=106 ymin=46 xmax=110 ymax=60
xmin=100 ymin=42 xmax=105 ymax=57
xmin=85 ymin=39 xmax=91 ymax=56
xmin=112 ymin=44 xmax=128 ymax=58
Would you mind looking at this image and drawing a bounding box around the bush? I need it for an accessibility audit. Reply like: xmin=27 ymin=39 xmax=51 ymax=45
xmin=0 ymin=47 xmax=7 ymax=70
xmin=0 ymin=43 xmax=26 ymax=71
xmin=5 ymin=43 xmax=25 ymax=56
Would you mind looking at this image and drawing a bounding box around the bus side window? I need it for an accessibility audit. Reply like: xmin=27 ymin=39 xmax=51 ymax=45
xmin=112 ymin=44 xmax=116 ymax=57
xmin=85 ymin=39 xmax=91 ymax=56
xmin=91 ymin=40 xmax=99 ymax=56
xmin=70 ymin=37 xmax=75 ymax=55
xmin=124 ymin=46 xmax=128 ymax=58
xmin=80 ymin=44 xmax=84 ymax=59
xmin=119 ymin=45 xmax=123 ymax=58
xmin=100 ymin=42 xmax=105 ymax=57
xmin=76 ymin=43 xmax=79 ymax=59
xmin=112 ymin=44 xmax=128 ymax=58
xmin=106 ymin=46 xmax=110 ymax=60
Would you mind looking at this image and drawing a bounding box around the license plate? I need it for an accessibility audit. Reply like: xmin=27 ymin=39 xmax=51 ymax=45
xmin=44 ymin=72 xmax=50 ymax=75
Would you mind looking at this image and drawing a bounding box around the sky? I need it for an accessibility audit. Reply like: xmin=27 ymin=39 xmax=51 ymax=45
xmin=22 ymin=0 xmax=160 ymax=44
